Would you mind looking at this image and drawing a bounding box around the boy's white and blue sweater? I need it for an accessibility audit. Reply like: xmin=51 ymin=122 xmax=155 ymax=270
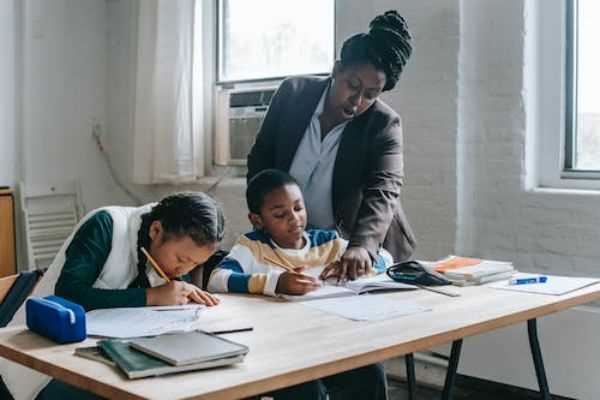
xmin=207 ymin=229 xmax=391 ymax=296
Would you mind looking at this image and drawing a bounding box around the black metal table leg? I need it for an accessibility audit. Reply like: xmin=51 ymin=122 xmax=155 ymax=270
xmin=441 ymin=339 xmax=463 ymax=400
xmin=405 ymin=353 xmax=416 ymax=400
xmin=528 ymin=318 xmax=552 ymax=400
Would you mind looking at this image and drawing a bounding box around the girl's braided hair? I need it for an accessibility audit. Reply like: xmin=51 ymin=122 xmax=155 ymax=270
xmin=132 ymin=192 xmax=225 ymax=287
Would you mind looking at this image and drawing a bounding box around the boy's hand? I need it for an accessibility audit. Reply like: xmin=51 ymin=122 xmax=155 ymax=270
xmin=276 ymin=267 xmax=321 ymax=295
xmin=146 ymin=281 xmax=220 ymax=307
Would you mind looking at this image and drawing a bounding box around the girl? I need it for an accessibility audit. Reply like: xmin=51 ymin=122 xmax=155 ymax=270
xmin=53 ymin=191 xmax=224 ymax=310
xmin=9 ymin=192 xmax=224 ymax=400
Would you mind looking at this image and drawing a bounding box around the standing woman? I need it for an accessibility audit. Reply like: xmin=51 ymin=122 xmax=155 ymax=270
xmin=248 ymin=10 xmax=416 ymax=282
xmin=247 ymin=10 xmax=413 ymax=400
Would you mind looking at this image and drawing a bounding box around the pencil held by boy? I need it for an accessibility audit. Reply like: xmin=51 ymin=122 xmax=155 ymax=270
xmin=207 ymin=169 xmax=391 ymax=296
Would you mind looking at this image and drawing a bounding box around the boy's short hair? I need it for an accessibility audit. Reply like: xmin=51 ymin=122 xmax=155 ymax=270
xmin=246 ymin=169 xmax=299 ymax=214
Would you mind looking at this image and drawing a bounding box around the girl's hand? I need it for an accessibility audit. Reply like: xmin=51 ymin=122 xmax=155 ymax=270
xmin=276 ymin=267 xmax=321 ymax=295
xmin=146 ymin=281 xmax=220 ymax=307
xmin=187 ymin=285 xmax=220 ymax=306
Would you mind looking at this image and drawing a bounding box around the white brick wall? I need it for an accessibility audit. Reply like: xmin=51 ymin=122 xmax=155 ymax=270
xmin=458 ymin=2 xmax=600 ymax=398
xmin=339 ymin=0 xmax=460 ymax=261
xmin=458 ymin=0 xmax=600 ymax=278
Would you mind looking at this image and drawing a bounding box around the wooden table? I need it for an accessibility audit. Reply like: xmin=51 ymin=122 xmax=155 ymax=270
xmin=1 ymin=284 xmax=599 ymax=400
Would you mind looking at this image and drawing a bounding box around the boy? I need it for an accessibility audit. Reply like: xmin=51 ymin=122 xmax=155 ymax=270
xmin=207 ymin=169 xmax=392 ymax=296
xmin=207 ymin=169 xmax=390 ymax=400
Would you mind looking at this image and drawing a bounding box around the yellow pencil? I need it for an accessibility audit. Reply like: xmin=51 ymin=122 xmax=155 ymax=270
xmin=263 ymin=255 xmax=295 ymax=272
xmin=141 ymin=247 xmax=171 ymax=283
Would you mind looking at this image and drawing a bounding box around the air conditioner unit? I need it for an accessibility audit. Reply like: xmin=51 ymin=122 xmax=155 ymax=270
xmin=214 ymin=85 xmax=277 ymax=166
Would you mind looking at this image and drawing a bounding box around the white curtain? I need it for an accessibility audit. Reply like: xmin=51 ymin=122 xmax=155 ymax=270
xmin=132 ymin=0 xmax=204 ymax=184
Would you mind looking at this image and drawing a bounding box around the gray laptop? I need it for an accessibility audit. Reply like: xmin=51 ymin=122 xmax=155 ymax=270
xmin=129 ymin=330 xmax=249 ymax=366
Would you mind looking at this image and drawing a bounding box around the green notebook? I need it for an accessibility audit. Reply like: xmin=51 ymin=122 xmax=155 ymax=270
xmin=97 ymin=339 xmax=245 ymax=379
xmin=74 ymin=346 xmax=116 ymax=367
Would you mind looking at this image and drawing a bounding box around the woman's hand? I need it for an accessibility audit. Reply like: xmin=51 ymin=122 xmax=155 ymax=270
xmin=146 ymin=281 xmax=220 ymax=307
xmin=276 ymin=267 xmax=321 ymax=295
xmin=337 ymin=246 xmax=373 ymax=281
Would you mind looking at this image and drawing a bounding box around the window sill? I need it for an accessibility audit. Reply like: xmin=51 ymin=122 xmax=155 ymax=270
xmin=528 ymin=186 xmax=600 ymax=197
xmin=561 ymin=170 xmax=600 ymax=180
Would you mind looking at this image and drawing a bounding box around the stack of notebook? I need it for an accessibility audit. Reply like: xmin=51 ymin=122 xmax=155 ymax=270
xmin=430 ymin=256 xmax=515 ymax=286
xmin=77 ymin=331 xmax=249 ymax=379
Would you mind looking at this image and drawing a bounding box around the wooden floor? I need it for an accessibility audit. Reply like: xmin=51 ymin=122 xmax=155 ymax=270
xmin=388 ymin=376 xmax=576 ymax=400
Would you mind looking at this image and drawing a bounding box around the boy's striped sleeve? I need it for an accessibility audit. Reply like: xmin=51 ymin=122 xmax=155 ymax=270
xmin=206 ymin=243 xmax=283 ymax=296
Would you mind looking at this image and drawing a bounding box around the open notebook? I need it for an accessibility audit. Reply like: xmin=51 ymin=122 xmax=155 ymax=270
xmin=280 ymin=271 xmax=417 ymax=301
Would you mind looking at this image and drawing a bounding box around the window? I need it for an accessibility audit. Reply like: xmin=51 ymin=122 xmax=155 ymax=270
xmin=535 ymin=0 xmax=600 ymax=189
xmin=564 ymin=0 xmax=600 ymax=173
xmin=217 ymin=0 xmax=335 ymax=83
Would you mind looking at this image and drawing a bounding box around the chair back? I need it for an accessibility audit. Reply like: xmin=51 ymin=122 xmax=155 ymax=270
xmin=19 ymin=181 xmax=84 ymax=270
xmin=0 ymin=271 xmax=43 ymax=328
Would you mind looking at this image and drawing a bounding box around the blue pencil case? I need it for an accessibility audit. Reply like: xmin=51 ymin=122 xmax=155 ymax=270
xmin=26 ymin=295 xmax=86 ymax=344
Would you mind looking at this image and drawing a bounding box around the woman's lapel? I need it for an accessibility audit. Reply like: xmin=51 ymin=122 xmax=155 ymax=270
xmin=280 ymin=77 xmax=331 ymax=171
xmin=332 ymin=107 xmax=371 ymax=216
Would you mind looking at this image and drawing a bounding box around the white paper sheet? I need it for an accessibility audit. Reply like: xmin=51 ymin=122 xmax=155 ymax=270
xmin=489 ymin=274 xmax=600 ymax=296
xmin=86 ymin=307 xmax=203 ymax=338
xmin=301 ymin=295 xmax=430 ymax=321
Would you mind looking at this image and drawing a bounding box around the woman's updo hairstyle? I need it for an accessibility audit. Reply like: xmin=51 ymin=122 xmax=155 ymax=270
xmin=339 ymin=10 xmax=412 ymax=92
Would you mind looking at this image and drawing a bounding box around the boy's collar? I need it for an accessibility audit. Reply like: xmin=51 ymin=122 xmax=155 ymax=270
xmin=250 ymin=229 xmax=309 ymax=251
xmin=269 ymin=231 xmax=310 ymax=253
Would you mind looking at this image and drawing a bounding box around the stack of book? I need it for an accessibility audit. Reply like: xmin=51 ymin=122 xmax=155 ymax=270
xmin=431 ymin=256 xmax=515 ymax=286
xmin=76 ymin=331 xmax=249 ymax=379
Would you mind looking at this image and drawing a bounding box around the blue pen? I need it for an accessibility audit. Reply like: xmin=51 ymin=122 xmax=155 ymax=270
xmin=509 ymin=276 xmax=548 ymax=285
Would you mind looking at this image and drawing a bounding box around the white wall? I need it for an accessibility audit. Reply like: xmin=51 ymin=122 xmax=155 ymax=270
xmin=21 ymin=0 xmax=130 ymax=212
xmin=457 ymin=1 xmax=600 ymax=398
xmin=458 ymin=0 xmax=600 ymax=287
xmin=0 ymin=0 xmax=17 ymax=187
xmin=338 ymin=0 xmax=460 ymax=261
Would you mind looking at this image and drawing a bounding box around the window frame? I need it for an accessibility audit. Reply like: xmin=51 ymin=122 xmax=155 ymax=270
xmin=562 ymin=0 xmax=600 ymax=178
xmin=537 ymin=0 xmax=600 ymax=190
xmin=215 ymin=0 xmax=336 ymax=85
